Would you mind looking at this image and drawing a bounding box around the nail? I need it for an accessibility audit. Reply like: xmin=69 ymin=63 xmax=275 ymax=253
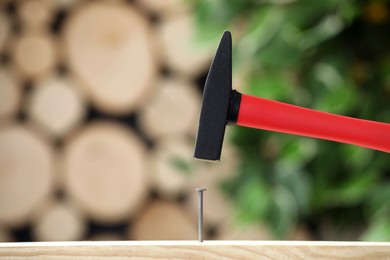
xmin=196 ymin=188 xmax=206 ymax=242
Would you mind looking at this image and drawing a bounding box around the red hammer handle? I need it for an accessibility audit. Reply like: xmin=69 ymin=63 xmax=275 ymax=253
xmin=236 ymin=94 xmax=390 ymax=153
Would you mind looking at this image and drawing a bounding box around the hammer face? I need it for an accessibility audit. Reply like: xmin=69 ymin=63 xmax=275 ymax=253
xmin=194 ymin=31 xmax=232 ymax=161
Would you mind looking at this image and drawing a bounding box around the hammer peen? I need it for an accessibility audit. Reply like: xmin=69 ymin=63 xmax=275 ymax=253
xmin=194 ymin=31 xmax=390 ymax=161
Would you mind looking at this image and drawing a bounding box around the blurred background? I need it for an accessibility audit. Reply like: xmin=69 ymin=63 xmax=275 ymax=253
xmin=0 ymin=0 xmax=389 ymax=242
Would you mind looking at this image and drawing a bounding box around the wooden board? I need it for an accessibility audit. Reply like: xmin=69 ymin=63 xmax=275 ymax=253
xmin=0 ymin=241 xmax=390 ymax=259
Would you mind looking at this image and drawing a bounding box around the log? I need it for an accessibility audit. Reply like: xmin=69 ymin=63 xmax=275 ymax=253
xmin=64 ymin=2 xmax=157 ymax=115
xmin=18 ymin=0 xmax=53 ymax=32
xmin=0 ymin=13 xmax=10 ymax=53
xmin=0 ymin=124 xmax=53 ymax=227
xmin=288 ymin=225 xmax=313 ymax=241
xmin=1 ymin=241 xmax=390 ymax=259
xmin=151 ymin=137 xmax=201 ymax=197
xmin=0 ymin=226 xmax=12 ymax=242
xmin=63 ymin=122 xmax=149 ymax=223
xmin=89 ymin=233 xmax=123 ymax=241
xmin=184 ymin=140 xmax=240 ymax=226
xmin=139 ymin=78 xmax=200 ymax=139
xmin=188 ymin=137 xmax=240 ymax=186
xmin=185 ymin=185 xmax=233 ymax=227
xmin=218 ymin=222 xmax=272 ymax=240
xmin=150 ymin=135 xmax=238 ymax=216
xmin=157 ymin=13 xmax=213 ymax=77
xmin=51 ymin=0 xmax=78 ymax=8
xmin=135 ymin=0 xmax=189 ymax=17
xmin=32 ymin=201 xmax=86 ymax=241
xmin=132 ymin=201 xmax=197 ymax=240
xmin=13 ymin=31 xmax=57 ymax=79
xmin=28 ymin=76 xmax=86 ymax=138
xmin=150 ymin=136 xmax=238 ymax=199
xmin=0 ymin=70 xmax=21 ymax=120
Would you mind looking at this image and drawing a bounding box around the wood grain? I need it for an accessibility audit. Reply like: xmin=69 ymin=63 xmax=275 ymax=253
xmin=139 ymin=78 xmax=200 ymax=139
xmin=0 ymin=241 xmax=390 ymax=259
xmin=132 ymin=201 xmax=197 ymax=240
xmin=63 ymin=122 xmax=149 ymax=223
xmin=13 ymin=32 xmax=57 ymax=79
xmin=158 ymin=13 xmax=213 ymax=77
xmin=0 ymin=226 xmax=11 ymax=242
xmin=28 ymin=76 xmax=86 ymax=138
xmin=0 ymin=14 xmax=10 ymax=53
xmin=0 ymin=71 xmax=21 ymax=119
xmin=64 ymin=2 xmax=157 ymax=115
xmin=151 ymin=137 xmax=196 ymax=197
xmin=0 ymin=124 xmax=53 ymax=227
xmin=135 ymin=0 xmax=189 ymax=17
xmin=32 ymin=201 xmax=86 ymax=241
xmin=18 ymin=0 xmax=53 ymax=32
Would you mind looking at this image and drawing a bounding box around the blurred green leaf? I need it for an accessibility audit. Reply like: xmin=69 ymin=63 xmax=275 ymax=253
xmin=361 ymin=217 xmax=390 ymax=241
xmin=267 ymin=186 xmax=298 ymax=237
xmin=169 ymin=155 xmax=193 ymax=175
xmin=274 ymin=160 xmax=311 ymax=214
xmin=323 ymin=169 xmax=379 ymax=207
xmin=235 ymin=176 xmax=271 ymax=223
xmin=246 ymin=72 xmax=295 ymax=100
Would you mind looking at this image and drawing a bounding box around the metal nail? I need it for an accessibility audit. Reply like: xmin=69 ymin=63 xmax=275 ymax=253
xmin=196 ymin=188 xmax=206 ymax=242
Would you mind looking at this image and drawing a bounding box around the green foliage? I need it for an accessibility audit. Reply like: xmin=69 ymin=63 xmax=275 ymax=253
xmin=191 ymin=0 xmax=390 ymax=239
xmin=169 ymin=155 xmax=194 ymax=175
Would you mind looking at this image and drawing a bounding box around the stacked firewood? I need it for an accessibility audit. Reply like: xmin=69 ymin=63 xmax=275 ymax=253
xmin=0 ymin=0 xmax=308 ymax=242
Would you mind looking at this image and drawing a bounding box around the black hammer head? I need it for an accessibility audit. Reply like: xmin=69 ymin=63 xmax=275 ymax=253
xmin=194 ymin=31 xmax=234 ymax=161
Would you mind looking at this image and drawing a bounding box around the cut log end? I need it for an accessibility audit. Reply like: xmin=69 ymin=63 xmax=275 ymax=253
xmin=28 ymin=76 xmax=86 ymax=138
xmin=151 ymin=137 xmax=197 ymax=197
xmin=0 ymin=124 xmax=53 ymax=227
xmin=64 ymin=122 xmax=149 ymax=223
xmin=158 ymin=13 xmax=213 ymax=76
xmin=0 ymin=226 xmax=12 ymax=242
xmin=0 ymin=14 xmax=10 ymax=53
xmin=135 ymin=0 xmax=190 ymax=17
xmin=139 ymin=78 xmax=200 ymax=139
xmin=18 ymin=0 xmax=54 ymax=31
xmin=13 ymin=32 xmax=57 ymax=79
xmin=33 ymin=201 xmax=86 ymax=241
xmin=0 ymin=71 xmax=21 ymax=119
xmin=65 ymin=2 xmax=157 ymax=115
xmin=132 ymin=201 xmax=196 ymax=240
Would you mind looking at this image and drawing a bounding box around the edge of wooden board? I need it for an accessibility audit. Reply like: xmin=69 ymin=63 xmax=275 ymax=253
xmin=1 ymin=240 xmax=390 ymax=259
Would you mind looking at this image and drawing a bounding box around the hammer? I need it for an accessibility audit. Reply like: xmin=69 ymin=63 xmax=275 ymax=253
xmin=194 ymin=31 xmax=390 ymax=161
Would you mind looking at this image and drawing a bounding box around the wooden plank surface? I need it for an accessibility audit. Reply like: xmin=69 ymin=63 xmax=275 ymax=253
xmin=0 ymin=241 xmax=390 ymax=259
